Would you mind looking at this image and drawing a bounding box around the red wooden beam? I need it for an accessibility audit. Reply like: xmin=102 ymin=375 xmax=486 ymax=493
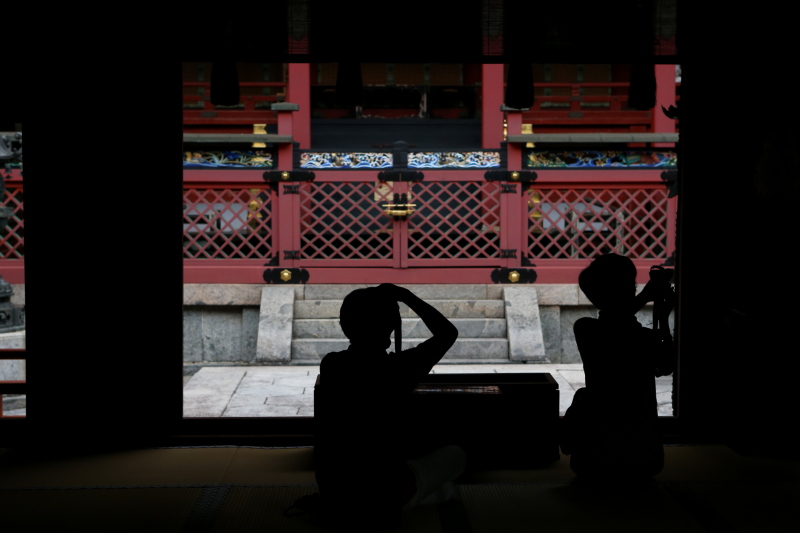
xmin=287 ymin=64 xmax=311 ymax=149
xmin=481 ymin=64 xmax=504 ymax=149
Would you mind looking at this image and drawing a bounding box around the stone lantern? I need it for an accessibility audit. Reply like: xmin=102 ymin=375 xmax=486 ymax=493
xmin=0 ymin=276 xmax=23 ymax=332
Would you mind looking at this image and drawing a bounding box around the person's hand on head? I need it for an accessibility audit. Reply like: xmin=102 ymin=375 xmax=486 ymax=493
xmin=377 ymin=283 xmax=411 ymax=302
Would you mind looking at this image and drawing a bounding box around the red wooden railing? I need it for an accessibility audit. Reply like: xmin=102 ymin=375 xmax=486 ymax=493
xmin=182 ymin=168 xmax=675 ymax=284
xmin=0 ymin=174 xmax=24 ymax=283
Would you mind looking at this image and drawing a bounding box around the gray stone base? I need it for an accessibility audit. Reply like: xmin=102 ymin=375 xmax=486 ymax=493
xmin=182 ymin=284 xmax=675 ymax=365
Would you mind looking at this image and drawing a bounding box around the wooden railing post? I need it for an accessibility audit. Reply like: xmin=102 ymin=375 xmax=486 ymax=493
xmin=274 ymin=104 xmax=300 ymax=268
xmin=481 ymin=64 xmax=505 ymax=149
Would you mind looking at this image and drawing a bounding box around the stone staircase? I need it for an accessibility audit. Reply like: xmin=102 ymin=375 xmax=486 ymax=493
xmin=288 ymin=284 xmax=544 ymax=364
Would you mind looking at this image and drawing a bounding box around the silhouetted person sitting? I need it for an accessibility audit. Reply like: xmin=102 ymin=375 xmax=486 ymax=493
xmin=561 ymin=254 xmax=675 ymax=483
xmin=314 ymin=283 xmax=466 ymax=531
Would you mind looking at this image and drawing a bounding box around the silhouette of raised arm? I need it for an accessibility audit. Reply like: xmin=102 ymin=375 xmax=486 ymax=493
xmin=378 ymin=283 xmax=458 ymax=367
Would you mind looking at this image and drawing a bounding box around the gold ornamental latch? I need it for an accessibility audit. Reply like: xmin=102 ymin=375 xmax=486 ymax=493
xmin=382 ymin=192 xmax=415 ymax=218
xmin=382 ymin=203 xmax=416 ymax=217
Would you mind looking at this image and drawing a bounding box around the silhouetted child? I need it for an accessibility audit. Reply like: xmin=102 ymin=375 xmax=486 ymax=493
xmin=561 ymin=254 xmax=675 ymax=482
xmin=314 ymin=283 xmax=466 ymax=531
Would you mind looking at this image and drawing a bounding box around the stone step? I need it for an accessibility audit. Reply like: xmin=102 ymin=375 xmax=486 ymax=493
xmin=291 ymin=338 xmax=509 ymax=361
xmin=293 ymin=318 xmax=507 ymax=339
xmin=302 ymin=284 xmax=503 ymax=301
xmin=294 ymin=300 xmax=505 ymax=320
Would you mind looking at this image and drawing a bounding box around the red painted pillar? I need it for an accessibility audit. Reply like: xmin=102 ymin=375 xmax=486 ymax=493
xmin=275 ymin=99 xmax=297 ymax=171
xmin=505 ymin=110 xmax=523 ymax=171
xmin=654 ymin=64 xmax=678 ymax=260
xmin=274 ymin=103 xmax=300 ymax=267
xmin=654 ymin=64 xmax=677 ymax=138
xmin=287 ymin=63 xmax=311 ymax=149
xmin=482 ymin=64 xmax=505 ymax=149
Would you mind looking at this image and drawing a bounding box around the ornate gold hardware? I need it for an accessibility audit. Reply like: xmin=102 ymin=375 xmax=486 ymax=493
xmin=528 ymin=190 xmax=541 ymax=208
xmin=508 ymin=270 xmax=520 ymax=283
xmin=252 ymin=124 xmax=267 ymax=148
xmin=247 ymin=193 xmax=264 ymax=229
xmin=280 ymin=171 xmax=291 ymax=181
xmin=510 ymin=172 xmax=520 ymax=181
xmin=382 ymin=203 xmax=416 ymax=217
xmin=280 ymin=269 xmax=292 ymax=282
xmin=503 ymin=119 xmax=508 ymax=141
xmin=521 ymin=123 xmax=535 ymax=148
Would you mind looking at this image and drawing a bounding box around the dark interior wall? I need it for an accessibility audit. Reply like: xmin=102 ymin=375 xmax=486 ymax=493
xmin=21 ymin=21 xmax=184 ymax=447
xmin=12 ymin=2 xmax=799 ymax=454
xmin=676 ymin=3 xmax=800 ymax=454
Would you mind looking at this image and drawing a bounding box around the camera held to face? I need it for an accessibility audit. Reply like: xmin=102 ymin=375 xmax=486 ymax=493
xmin=649 ymin=265 xmax=674 ymax=288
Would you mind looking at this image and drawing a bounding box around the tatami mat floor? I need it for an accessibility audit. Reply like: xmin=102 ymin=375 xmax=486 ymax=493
xmin=1 ymin=445 xmax=798 ymax=532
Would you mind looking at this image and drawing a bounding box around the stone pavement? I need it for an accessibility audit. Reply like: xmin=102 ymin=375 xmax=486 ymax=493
xmin=182 ymin=364 xmax=674 ymax=418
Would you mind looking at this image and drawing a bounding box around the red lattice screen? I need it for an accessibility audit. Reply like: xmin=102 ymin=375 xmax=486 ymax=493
xmin=299 ymin=182 xmax=394 ymax=263
xmin=0 ymin=184 xmax=23 ymax=259
xmin=526 ymin=186 xmax=668 ymax=259
xmin=183 ymin=187 xmax=273 ymax=259
xmin=408 ymin=181 xmax=502 ymax=263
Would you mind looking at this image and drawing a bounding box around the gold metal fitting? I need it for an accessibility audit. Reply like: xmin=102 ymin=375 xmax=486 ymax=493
xmin=280 ymin=171 xmax=291 ymax=181
xmin=252 ymin=124 xmax=267 ymax=148
xmin=521 ymin=123 xmax=535 ymax=148
xmin=510 ymin=172 xmax=520 ymax=181
xmin=382 ymin=203 xmax=416 ymax=217
xmin=508 ymin=271 xmax=520 ymax=283
xmin=280 ymin=269 xmax=292 ymax=282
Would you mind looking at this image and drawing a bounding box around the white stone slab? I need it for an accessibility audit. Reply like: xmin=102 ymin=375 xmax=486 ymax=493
xmin=273 ymin=376 xmax=319 ymax=388
xmin=535 ymin=284 xmax=579 ymax=306
xmin=222 ymin=404 xmax=301 ymax=417
xmin=504 ymin=287 xmax=546 ymax=362
xmin=184 ymin=284 xmax=263 ymax=305
xmin=182 ymin=368 xmax=245 ymax=417
xmin=236 ymin=374 xmax=276 ymax=386
xmin=556 ymin=369 xmax=586 ymax=389
xmin=429 ymin=365 xmax=500 ymax=374
xmin=255 ymin=286 xmax=295 ymax=363
xmin=0 ymin=330 xmax=25 ymax=350
xmin=195 ymin=366 xmax=250 ymax=375
xmin=266 ymin=395 xmax=314 ymax=408
xmin=0 ymin=359 xmax=25 ymax=381
xmin=243 ymin=367 xmax=315 ymax=375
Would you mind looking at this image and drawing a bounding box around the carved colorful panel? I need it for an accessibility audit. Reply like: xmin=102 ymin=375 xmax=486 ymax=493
xmin=526 ymin=150 xmax=677 ymax=168
xmin=409 ymin=152 xmax=501 ymax=168
xmin=183 ymin=151 xmax=274 ymax=168
xmin=300 ymin=153 xmax=392 ymax=169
